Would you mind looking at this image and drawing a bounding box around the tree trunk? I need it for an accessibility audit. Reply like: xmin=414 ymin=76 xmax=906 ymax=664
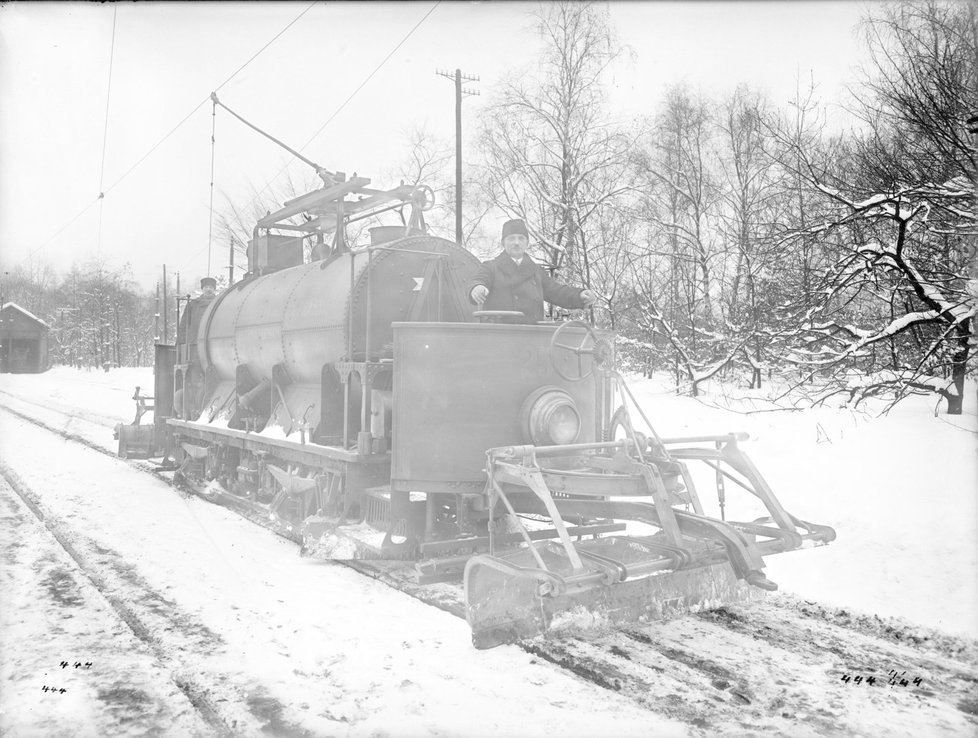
xmin=945 ymin=324 xmax=971 ymax=415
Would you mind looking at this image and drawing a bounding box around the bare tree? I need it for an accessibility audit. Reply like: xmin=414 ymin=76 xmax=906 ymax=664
xmin=714 ymin=85 xmax=795 ymax=388
xmin=35 ymin=259 xmax=155 ymax=368
xmin=771 ymin=75 xmax=838 ymax=322
xmin=214 ymin=166 xmax=322 ymax=276
xmin=627 ymin=85 xmax=731 ymax=395
xmin=777 ymin=165 xmax=976 ymax=413
xmin=381 ymin=123 xmax=497 ymax=251
xmin=386 ymin=124 xmax=454 ymax=236
xmin=768 ymin=1 xmax=978 ymax=414
xmin=641 ymin=85 xmax=722 ymax=328
xmin=1 ymin=259 xmax=60 ymax=318
xmin=853 ymin=0 xmax=977 ymax=186
xmin=478 ymin=1 xmax=634 ymax=291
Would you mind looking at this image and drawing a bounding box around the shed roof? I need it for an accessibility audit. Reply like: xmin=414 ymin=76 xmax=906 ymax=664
xmin=1 ymin=302 xmax=50 ymax=329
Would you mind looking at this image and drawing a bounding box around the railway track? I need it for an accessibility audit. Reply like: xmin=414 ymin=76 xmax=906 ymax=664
xmin=2 ymin=393 xmax=977 ymax=737
xmin=345 ymin=559 xmax=978 ymax=737
xmin=0 ymin=463 xmax=242 ymax=737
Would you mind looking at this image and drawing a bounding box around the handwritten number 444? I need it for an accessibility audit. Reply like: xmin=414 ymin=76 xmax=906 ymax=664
xmin=841 ymin=671 xmax=923 ymax=687
xmin=43 ymin=663 xmax=93 ymax=694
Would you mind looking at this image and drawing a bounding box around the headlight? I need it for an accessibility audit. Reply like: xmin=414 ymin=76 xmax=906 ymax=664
xmin=520 ymin=387 xmax=581 ymax=446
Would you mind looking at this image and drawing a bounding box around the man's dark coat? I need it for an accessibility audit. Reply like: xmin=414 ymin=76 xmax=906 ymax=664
xmin=469 ymin=253 xmax=586 ymax=323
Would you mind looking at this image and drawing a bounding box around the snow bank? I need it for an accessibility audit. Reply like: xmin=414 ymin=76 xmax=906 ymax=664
xmin=624 ymin=372 xmax=978 ymax=639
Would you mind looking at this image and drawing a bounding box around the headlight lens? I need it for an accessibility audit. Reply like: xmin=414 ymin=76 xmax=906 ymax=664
xmin=547 ymin=403 xmax=581 ymax=445
xmin=520 ymin=387 xmax=581 ymax=446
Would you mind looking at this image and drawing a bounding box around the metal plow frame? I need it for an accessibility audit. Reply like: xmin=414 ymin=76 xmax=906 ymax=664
xmin=464 ymin=436 xmax=835 ymax=648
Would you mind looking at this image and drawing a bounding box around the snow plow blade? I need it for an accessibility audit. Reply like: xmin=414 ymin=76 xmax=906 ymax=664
xmin=464 ymin=546 xmax=757 ymax=649
xmin=463 ymin=428 xmax=835 ymax=648
xmin=465 ymin=554 xmax=555 ymax=649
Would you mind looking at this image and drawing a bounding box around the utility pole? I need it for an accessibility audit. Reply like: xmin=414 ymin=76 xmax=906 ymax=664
xmin=436 ymin=68 xmax=479 ymax=244
xmin=174 ymin=271 xmax=181 ymax=332
xmin=114 ymin=301 xmax=121 ymax=368
xmin=229 ymin=236 xmax=235 ymax=286
xmin=155 ymin=281 xmax=161 ymax=342
xmin=162 ymin=265 xmax=169 ymax=345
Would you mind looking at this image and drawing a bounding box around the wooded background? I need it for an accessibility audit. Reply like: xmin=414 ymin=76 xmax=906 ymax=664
xmin=3 ymin=1 xmax=974 ymax=414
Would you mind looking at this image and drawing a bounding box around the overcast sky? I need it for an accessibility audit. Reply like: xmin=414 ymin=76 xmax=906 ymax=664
xmin=0 ymin=1 xmax=873 ymax=292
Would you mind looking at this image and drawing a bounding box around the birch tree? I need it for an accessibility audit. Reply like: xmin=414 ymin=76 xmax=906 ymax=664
xmin=715 ymin=85 xmax=790 ymax=387
xmin=626 ymin=85 xmax=731 ymax=395
xmin=478 ymin=1 xmax=634 ymax=292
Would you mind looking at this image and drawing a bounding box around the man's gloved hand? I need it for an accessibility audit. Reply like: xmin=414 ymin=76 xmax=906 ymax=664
xmin=580 ymin=289 xmax=597 ymax=305
xmin=471 ymin=284 xmax=489 ymax=304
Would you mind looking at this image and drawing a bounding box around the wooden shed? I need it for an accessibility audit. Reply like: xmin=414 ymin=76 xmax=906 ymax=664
xmin=0 ymin=302 xmax=50 ymax=373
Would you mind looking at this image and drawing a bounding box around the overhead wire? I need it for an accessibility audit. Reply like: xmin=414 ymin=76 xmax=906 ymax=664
xmin=22 ymin=1 xmax=320 ymax=266
xmin=102 ymin=0 xmax=319 ymax=201
xmin=299 ymin=1 xmax=442 ymax=154
xmin=211 ymin=2 xmax=320 ymax=94
xmin=250 ymin=1 xmax=442 ymax=204
xmin=96 ymin=5 xmax=118 ymax=258
xmin=189 ymin=0 xmax=442 ymax=276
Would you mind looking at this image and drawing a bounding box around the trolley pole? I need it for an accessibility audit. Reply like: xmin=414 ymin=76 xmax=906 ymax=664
xmin=436 ymin=68 xmax=479 ymax=244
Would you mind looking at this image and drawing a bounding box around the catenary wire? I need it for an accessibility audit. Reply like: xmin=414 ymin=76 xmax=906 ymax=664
xmin=300 ymin=2 xmax=442 ymax=155
xmin=186 ymin=1 xmax=441 ymax=278
xmin=22 ymin=1 xmax=319 ymax=266
xmin=102 ymin=0 xmax=319 ymax=201
xmin=96 ymin=5 xmax=118 ymax=258
xmin=250 ymin=1 xmax=441 ymax=204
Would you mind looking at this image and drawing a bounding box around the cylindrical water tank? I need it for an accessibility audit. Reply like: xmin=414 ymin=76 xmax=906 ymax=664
xmin=197 ymin=235 xmax=481 ymax=385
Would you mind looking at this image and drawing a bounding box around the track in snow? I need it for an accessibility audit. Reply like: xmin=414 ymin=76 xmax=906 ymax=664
xmin=2 ymin=395 xmax=977 ymax=737
xmin=0 ymin=463 xmax=239 ymax=736
xmin=349 ymin=560 xmax=978 ymax=737
xmin=0 ymin=406 xmax=319 ymax=737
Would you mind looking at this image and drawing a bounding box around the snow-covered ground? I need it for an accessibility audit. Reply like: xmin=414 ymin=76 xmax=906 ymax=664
xmin=623 ymin=374 xmax=978 ymax=640
xmin=1 ymin=366 xmax=976 ymax=737
xmin=0 ymin=368 xmax=689 ymax=738
xmin=3 ymin=365 xmax=977 ymax=637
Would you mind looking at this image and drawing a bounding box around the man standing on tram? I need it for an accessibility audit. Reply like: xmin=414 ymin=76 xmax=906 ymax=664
xmin=468 ymin=219 xmax=596 ymax=323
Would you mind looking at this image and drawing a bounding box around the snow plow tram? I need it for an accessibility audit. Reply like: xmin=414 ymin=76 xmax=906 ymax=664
xmin=116 ymin=175 xmax=836 ymax=648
